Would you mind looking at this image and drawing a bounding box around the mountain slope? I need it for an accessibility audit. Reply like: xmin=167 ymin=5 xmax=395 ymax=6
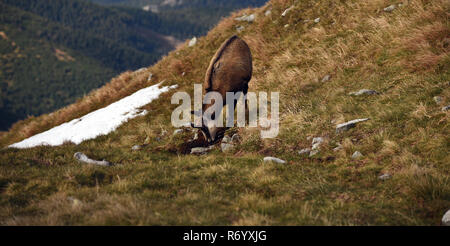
xmin=0 ymin=0 xmax=449 ymax=225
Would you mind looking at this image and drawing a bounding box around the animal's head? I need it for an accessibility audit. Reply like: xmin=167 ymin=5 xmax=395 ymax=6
xmin=191 ymin=110 xmax=224 ymax=144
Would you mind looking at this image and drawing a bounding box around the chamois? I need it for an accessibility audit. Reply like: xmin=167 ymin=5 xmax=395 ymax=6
xmin=194 ymin=35 xmax=253 ymax=144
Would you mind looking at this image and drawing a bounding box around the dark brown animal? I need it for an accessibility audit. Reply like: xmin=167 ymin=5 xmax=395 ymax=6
xmin=194 ymin=35 xmax=253 ymax=143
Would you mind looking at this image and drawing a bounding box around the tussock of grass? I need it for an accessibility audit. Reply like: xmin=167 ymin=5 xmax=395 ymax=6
xmin=0 ymin=0 xmax=449 ymax=225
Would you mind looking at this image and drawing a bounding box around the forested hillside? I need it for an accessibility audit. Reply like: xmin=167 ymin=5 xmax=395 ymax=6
xmin=0 ymin=0 xmax=215 ymax=130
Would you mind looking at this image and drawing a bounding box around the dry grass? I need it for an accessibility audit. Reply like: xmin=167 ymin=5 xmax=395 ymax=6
xmin=0 ymin=0 xmax=448 ymax=225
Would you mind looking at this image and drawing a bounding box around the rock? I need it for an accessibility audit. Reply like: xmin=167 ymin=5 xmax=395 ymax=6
xmin=131 ymin=145 xmax=146 ymax=151
xmin=309 ymin=149 xmax=319 ymax=157
xmin=265 ymin=10 xmax=272 ymax=16
xmin=222 ymin=135 xmax=231 ymax=143
xmin=312 ymin=137 xmax=324 ymax=146
xmin=173 ymin=129 xmax=183 ymax=135
xmin=336 ymin=118 xmax=370 ymax=133
xmin=74 ymin=152 xmax=113 ymax=166
xmin=236 ymin=26 xmax=245 ymax=33
xmin=351 ymin=151 xmax=363 ymax=159
xmin=442 ymin=210 xmax=450 ymax=226
xmin=314 ymin=17 xmax=321 ymax=23
xmin=284 ymin=24 xmax=290 ymax=28
xmin=67 ymin=197 xmax=82 ymax=208
xmin=235 ymin=14 xmax=255 ymax=22
xmin=188 ymin=37 xmax=197 ymax=47
xmin=321 ymin=74 xmax=331 ymax=82
xmin=441 ymin=105 xmax=450 ymax=112
xmin=349 ymin=89 xmax=379 ymax=96
xmin=190 ymin=146 xmax=213 ymax=155
xmin=181 ymin=72 xmax=186 ymax=76
xmin=298 ymin=148 xmax=311 ymax=156
xmin=433 ymin=96 xmax=443 ymax=104
xmin=221 ymin=143 xmax=234 ymax=153
xmin=384 ymin=5 xmax=396 ymax=12
xmin=263 ymin=156 xmax=286 ymax=164
xmin=378 ymin=173 xmax=392 ymax=181
xmin=231 ymin=134 xmax=241 ymax=143
xmin=281 ymin=6 xmax=294 ymax=17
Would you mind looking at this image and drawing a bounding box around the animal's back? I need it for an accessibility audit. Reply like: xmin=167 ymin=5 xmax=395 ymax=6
xmin=204 ymin=35 xmax=252 ymax=95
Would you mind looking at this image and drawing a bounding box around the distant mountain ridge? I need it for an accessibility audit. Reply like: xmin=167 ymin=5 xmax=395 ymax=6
xmin=0 ymin=0 xmax=265 ymax=130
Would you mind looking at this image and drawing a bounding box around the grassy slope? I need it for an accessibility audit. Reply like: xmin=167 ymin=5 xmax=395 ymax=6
xmin=0 ymin=0 xmax=449 ymax=225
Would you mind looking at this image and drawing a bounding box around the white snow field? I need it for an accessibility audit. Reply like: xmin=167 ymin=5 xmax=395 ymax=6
xmin=9 ymin=82 xmax=178 ymax=149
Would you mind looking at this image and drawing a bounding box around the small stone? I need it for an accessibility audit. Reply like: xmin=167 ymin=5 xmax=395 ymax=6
xmin=298 ymin=148 xmax=311 ymax=156
xmin=131 ymin=145 xmax=145 ymax=151
xmin=314 ymin=17 xmax=321 ymax=23
xmin=352 ymin=151 xmax=363 ymax=159
xmin=442 ymin=210 xmax=450 ymax=226
xmin=378 ymin=173 xmax=392 ymax=181
xmin=336 ymin=118 xmax=370 ymax=133
xmin=221 ymin=143 xmax=234 ymax=153
xmin=188 ymin=37 xmax=197 ymax=47
xmin=222 ymin=135 xmax=231 ymax=143
xmin=263 ymin=156 xmax=286 ymax=164
xmin=173 ymin=129 xmax=183 ymax=135
xmin=231 ymin=134 xmax=241 ymax=143
xmin=384 ymin=5 xmax=396 ymax=12
xmin=311 ymin=137 xmax=324 ymax=151
xmin=281 ymin=6 xmax=294 ymax=17
xmin=349 ymin=89 xmax=379 ymax=96
xmin=236 ymin=26 xmax=245 ymax=33
xmin=442 ymin=105 xmax=450 ymax=112
xmin=309 ymin=149 xmax=319 ymax=157
xmin=433 ymin=96 xmax=443 ymax=104
xmin=67 ymin=197 xmax=82 ymax=208
xmin=284 ymin=24 xmax=290 ymax=28
xmin=181 ymin=72 xmax=186 ymax=76
xmin=235 ymin=14 xmax=255 ymax=22
xmin=74 ymin=152 xmax=113 ymax=166
xmin=190 ymin=146 xmax=213 ymax=155
xmin=265 ymin=10 xmax=272 ymax=16
xmin=321 ymin=74 xmax=331 ymax=82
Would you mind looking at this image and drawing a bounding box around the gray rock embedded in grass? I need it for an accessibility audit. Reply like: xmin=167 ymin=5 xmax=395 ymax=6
xmin=442 ymin=210 xmax=450 ymax=226
xmin=309 ymin=149 xmax=319 ymax=157
xmin=321 ymin=74 xmax=331 ymax=82
xmin=378 ymin=173 xmax=392 ymax=181
xmin=352 ymin=151 xmax=363 ymax=159
xmin=235 ymin=14 xmax=255 ymax=22
xmin=336 ymin=118 xmax=370 ymax=133
xmin=349 ymin=89 xmax=379 ymax=96
xmin=74 ymin=152 xmax=113 ymax=166
xmin=221 ymin=143 xmax=234 ymax=153
xmin=384 ymin=5 xmax=396 ymax=12
xmin=314 ymin=17 xmax=321 ymax=23
xmin=442 ymin=105 xmax=450 ymax=112
xmin=191 ymin=146 xmax=213 ymax=155
xmin=222 ymin=135 xmax=231 ymax=143
xmin=236 ymin=26 xmax=245 ymax=33
xmin=263 ymin=157 xmax=286 ymax=164
xmin=132 ymin=145 xmax=147 ymax=151
xmin=433 ymin=96 xmax=443 ymax=104
xmin=312 ymin=137 xmax=324 ymax=149
xmin=298 ymin=148 xmax=311 ymax=156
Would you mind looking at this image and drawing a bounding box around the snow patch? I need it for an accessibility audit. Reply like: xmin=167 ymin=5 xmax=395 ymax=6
xmin=9 ymin=83 xmax=177 ymax=149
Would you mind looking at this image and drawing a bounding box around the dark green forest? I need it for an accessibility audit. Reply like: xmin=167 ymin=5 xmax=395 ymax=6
xmin=0 ymin=0 xmax=267 ymax=130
